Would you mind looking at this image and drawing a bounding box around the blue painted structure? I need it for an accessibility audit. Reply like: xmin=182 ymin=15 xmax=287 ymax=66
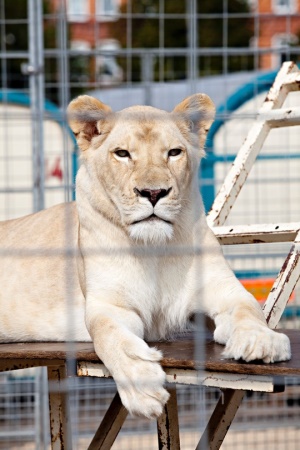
xmin=201 ymin=70 xmax=278 ymax=211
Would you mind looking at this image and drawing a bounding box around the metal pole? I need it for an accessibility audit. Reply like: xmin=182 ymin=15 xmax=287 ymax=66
xmin=34 ymin=367 xmax=49 ymax=450
xmin=40 ymin=367 xmax=50 ymax=450
xmin=126 ymin=0 xmax=132 ymax=85
xmin=159 ymin=0 xmax=165 ymax=82
xmin=186 ymin=0 xmax=197 ymax=93
xmin=142 ymin=52 xmax=154 ymax=106
xmin=28 ymin=0 xmax=45 ymax=212
xmin=57 ymin=1 xmax=71 ymax=202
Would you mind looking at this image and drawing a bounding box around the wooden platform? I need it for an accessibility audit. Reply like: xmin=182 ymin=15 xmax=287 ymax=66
xmin=1 ymin=329 xmax=300 ymax=377
xmin=1 ymin=330 xmax=300 ymax=449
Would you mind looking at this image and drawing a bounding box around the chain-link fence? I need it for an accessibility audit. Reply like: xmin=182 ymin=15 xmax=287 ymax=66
xmin=1 ymin=1 xmax=300 ymax=449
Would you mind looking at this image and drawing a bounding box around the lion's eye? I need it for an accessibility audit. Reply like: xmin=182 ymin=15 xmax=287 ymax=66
xmin=115 ymin=149 xmax=130 ymax=158
xmin=168 ymin=148 xmax=182 ymax=158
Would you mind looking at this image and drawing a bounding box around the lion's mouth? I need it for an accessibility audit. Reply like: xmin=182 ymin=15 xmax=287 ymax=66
xmin=132 ymin=214 xmax=172 ymax=225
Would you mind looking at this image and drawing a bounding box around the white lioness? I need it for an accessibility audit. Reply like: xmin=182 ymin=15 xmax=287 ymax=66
xmin=0 ymin=94 xmax=290 ymax=418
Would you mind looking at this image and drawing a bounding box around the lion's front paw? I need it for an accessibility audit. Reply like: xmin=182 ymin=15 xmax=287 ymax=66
xmin=222 ymin=323 xmax=291 ymax=363
xmin=111 ymin=337 xmax=169 ymax=418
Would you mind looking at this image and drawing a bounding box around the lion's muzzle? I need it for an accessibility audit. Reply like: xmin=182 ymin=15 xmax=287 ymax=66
xmin=133 ymin=187 xmax=172 ymax=206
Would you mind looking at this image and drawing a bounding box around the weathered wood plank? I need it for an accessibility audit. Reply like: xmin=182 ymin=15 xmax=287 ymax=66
xmin=1 ymin=329 xmax=300 ymax=376
xmin=263 ymin=231 xmax=300 ymax=328
xmin=47 ymin=364 xmax=72 ymax=450
xmin=78 ymin=363 xmax=279 ymax=392
xmin=165 ymin=369 xmax=278 ymax=392
xmin=213 ymin=223 xmax=300 ymax=245
xmin=0 ymin=358 xmax=63 ymax=372
xmin=157 ymin=387 xmax=180 ymax=450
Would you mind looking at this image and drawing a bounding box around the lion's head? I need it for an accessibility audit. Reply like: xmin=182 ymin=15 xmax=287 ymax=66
xmin=68 ymin=94 xmax=215 ymax=245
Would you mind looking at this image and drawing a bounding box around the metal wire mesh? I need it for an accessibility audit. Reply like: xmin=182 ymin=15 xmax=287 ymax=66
xmin=1 ymin=0 xmax=300 ymax=449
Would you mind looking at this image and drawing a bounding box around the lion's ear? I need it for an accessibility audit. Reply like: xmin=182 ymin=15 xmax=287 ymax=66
xmin=173 ymin=93 xmax=215 ymax=148
xmin=68 ymin=95 xmax=112 ymax=151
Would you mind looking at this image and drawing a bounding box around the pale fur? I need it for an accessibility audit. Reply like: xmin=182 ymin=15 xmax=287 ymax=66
xmin=0 ymin=94 xmax=291 ymax=419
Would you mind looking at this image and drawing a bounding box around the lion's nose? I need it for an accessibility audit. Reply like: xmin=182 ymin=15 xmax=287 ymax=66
xmin=134 ymin=188 xmax=172 ymax=206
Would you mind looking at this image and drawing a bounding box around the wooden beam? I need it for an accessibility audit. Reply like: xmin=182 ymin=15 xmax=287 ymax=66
xmin=212 ymin=223 xmax=300 ymax=245
xmin=88 ymin=392 xmax=128 ymax=450
xmin=196 ymin=390 xmax=245 ymax=450
xmin=157 ymin=387 xmax=180 ymax=450
xmin=47 ymin=364 xmax=72 ymax=450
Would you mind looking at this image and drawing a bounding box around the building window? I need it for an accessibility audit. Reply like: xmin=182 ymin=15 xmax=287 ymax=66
xmin=272 ymin=33 xmax=298 ymax=68
xmin=96 ymin=0 xmax=119 ymax=20
xmin=67 ymin=0 xmax=89 ymax=22
xmin=272 ymin=0 xmax=297 ymax=14
xmin=70 ymin=41 xmax=91 ymax=83
xmin=96 ymin=39 xmax=123 ymax=84
xmin=248 ymin=0 xmax=257 ymax=9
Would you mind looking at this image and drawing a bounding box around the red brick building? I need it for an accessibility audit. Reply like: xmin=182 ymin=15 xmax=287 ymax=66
xmin=257 ymin=0 xmax=300 ymax=69
xmin=50 ymin=0 xmax=125 ymax=83
xmin=51 ymin=0 xmax=125 ymax=47
xmin=50 ymin=1 xmax=300 ymax=74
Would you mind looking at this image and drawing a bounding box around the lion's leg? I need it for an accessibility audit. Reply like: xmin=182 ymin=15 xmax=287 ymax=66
xmin=195 ymin=228 xmax=291 ymax=363
xmin=85 ymin=299 xmax=169 ymax=418
xmin=210 ymin=283 xmax=291 ymax=363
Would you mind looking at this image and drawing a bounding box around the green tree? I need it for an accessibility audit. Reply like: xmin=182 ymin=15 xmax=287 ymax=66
xmin=0 ymin=0 xmax=57 ymax=91
xmin=1 ymin=0 xmax=31 ymax=90
xmin=111 ymin=0 xmax=253 ymax=81
xmin=0 ymin=0 xmax=88 ymax=104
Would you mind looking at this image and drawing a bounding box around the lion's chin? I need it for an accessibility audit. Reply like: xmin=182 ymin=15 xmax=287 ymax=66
xmin=129 ymin=220 xmax=173 ymax=245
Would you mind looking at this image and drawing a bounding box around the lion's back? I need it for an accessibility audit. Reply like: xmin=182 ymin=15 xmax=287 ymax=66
xmin=0 ymin=202 xmax=78 ymax=248
xmin=0 ymin=203 xmax=86 ymax=342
